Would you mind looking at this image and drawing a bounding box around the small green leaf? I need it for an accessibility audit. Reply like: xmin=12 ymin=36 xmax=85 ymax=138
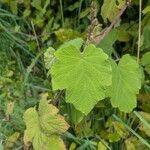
xmin=125 ymin=137 xmax=136 ymax=150
xmin=113 ymin=121 xmax=129 ymax=138
xmin=143 ymin=6 xmax=150 ymax=14
xmin=4 ymin=132 xmax=20 ymax=149
xmin=98 ymin=141 xmax=107 ymax=150
xmin=125 ymin=137 xmax=149 ymax=150
xmin=98 ymin=26 xmax=131 ymax=55
xmin=51 ymin=42 xmax=112 ymax=114
xmin=10 ymin=1 xmax=18 ymax=15
xmin=141 ymin=52 xmax=150 ymax=74
xmin=67 ymin=2 xmax=80 ymax=11
xmin=55 ymin=29 xmax=84 ymax=42
xmin=107 ymin=133 xmax=120 ymax=143
xmin=31 ymin=0 xmax=42 ymax=10
xmin=141 ymin=52 xmax=150 ymax=66
xmin=141 ymin=26 xmax=150 ymax=50
xmin=44 ymin=47 xmax=55 ymax=73
xmin=58 ymin=38 xmax=84 ymax=50
xmin=98 ymin=29 xmax=118 ymax=55
xmin=69 ymin=142 xmax=77 ymax=150
xmin=101 ymin=0 xmax=125 ymax=22
xmin=110 ymin=55 xmax=141 ymax=112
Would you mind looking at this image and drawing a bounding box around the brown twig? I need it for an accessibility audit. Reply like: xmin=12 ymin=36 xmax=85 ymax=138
xmin=94 ymin=0 xmax=131 ymax=45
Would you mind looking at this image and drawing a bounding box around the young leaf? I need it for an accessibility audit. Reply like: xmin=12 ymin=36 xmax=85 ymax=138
xmin=110 ymin=55 xmax=141 ymax=112
xmin=51 ymin=43 xmax=112 ymax=115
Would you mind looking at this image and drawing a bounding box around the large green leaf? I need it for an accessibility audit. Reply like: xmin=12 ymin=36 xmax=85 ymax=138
xmin=23 ymin=94 xmax=69 ymax=150
xmin=51 ymin=42 xmax=112 ymax=114
xmin=110 ymin=55 xmax=141 ymax=112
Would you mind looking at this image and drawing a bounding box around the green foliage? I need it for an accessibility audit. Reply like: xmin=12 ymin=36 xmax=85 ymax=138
xmin=49 ymin=42 xmax=142 ymax=113
xmin=101 ymin=0 xmax=125 ymax=22
xmin=110 ymin=55 xmax=142 ymax=112
xmin=98 ymin=29 xmax=118 ymax=55
xmin=1 ymin=0 xmax=150 ymax=149
xmin=23 ymin=93 xmax=69 ymax=150
xmin=141 ymin=52 xmax=150 ymax=74
xmin=138 ymin=111 xmax=150 ymax=136
xmin=51 ymin=39 xmax=112 ymax=114
xmin=44 ymin=47 xmax=55 ymax=75
xmin=142 ymin=26 xmax=150 ymax=50
xmin=143 ymin=6 xmax=150 ymax=14
xmin=55 ymin=29 xmax=84 ymax=42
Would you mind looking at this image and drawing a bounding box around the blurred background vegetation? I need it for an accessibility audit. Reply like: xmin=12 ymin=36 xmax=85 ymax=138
xmin=0 ymin=0 xmax=150 ymax=149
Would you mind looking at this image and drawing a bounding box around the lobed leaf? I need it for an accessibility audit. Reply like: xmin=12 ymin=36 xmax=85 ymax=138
xmin=110 ymin=55 xmax=141 ymax=112
xmin=51 ymin=42 xmax=112 ymax=114
xmin=23 ymin=94 xmax=69 ymax=150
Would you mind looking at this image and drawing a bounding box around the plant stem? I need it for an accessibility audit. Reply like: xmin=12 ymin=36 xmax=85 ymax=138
xmin=137 ymin=0 xmax=142 ymax=63
xmin=77 ymin=0 xmax=84 ymax=27
xmin=59 ymin=0 xmax=64 ymax=27
xmin=31 ymin=21 xmax=47 ymax=76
